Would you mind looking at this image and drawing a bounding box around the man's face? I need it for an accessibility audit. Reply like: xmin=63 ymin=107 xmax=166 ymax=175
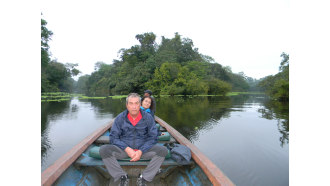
xmin=126 ymin=97 xmax=141 ymax=116
xmin=144 ymin=93 xmax=150 ymax=97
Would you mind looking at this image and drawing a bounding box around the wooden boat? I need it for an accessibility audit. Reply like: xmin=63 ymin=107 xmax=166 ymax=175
xmin=41 ymin=116 xmax=234 ymax=186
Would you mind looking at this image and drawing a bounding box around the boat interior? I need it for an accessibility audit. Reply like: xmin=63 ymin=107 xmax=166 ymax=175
xmin=53 ymin=123 xmax=212 ymax=186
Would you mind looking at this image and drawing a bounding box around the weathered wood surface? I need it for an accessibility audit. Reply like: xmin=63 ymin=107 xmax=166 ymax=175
xmin=155 ymin=116 xmax=235 ymax=186
xmin=41 ymin=120 xmax=114 ymax=186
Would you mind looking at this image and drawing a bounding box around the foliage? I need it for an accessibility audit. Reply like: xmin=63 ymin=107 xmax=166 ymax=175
xmin=207 ymin=78 xmax=232 ymax=95
xmin=246 ymin=77 xmax=261 ymax=92
xmin=109 ymin=95 xmax=127 ymax=99
xmin=41 ymin=92 xmax=73 ymax=102
xmin=44 ymin=61 xmax=79 ymax=92
xmin=78 ymin=32 xmax=254 ymax=96
xmin=41 ymin=18 xmax=53 ymax=70
xmin=227 ymin=73 xmax=249 ymax=91
xmin=258 ymin=52 xmax=289 ymax=101
xmin=41 ymin=92 xmax=108 ymax=101
xmin=226 ymin=92 xmax=264 ymax=96
xmin=75 ymin=75 xmax=90 ymax=93
xmin=78 ymin=96 xmax=107 ymax=99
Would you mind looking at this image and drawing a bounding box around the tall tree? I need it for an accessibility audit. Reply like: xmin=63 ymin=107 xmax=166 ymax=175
xmin=258 ymin=52 xmax=289 ymax=101
xmin=41 ymin=18 xmax=53 ymax=92
xmin=41 ymin=18 xmax=53 ymax=70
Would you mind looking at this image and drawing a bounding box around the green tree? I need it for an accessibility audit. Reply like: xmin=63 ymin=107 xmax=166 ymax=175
xmin=258 ymin=52 xmax=289 ymax=101
xmin=80 ymin=32 xmax=255 ymax=96
xmin=41 ymin=18 xmax=53 ymax=92
xmin=206 ymin=63 xmax=231 ymax=82
xmin=75 ymin=75 xmax=90 ymax=93
xmin=146 ymin=62 xmax=209 ymax=96
xmin=228 ymin=72 xmax=250 ymax=91
xmin=207 ymin=78 xmax=232 ymax=96
xmin=145 ymin=62 xmax=182 ymax=95
xmin=85 ymin=62 xmax=112 ymax=96
xmin=41 ymin=18 xmax=53 ymax=70
xmin=135 ymin=32 xmax=156 ymax=56
xmin=185 ymin=61 xmax=208 ymax=79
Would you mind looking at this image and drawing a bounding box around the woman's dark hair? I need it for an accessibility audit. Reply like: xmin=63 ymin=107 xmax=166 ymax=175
xmin=141 ymin=96 xmax=154 ymax=111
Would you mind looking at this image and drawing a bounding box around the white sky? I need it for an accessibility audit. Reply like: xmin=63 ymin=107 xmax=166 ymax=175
xmin=41 ymin=0 xmax=289 ymax=79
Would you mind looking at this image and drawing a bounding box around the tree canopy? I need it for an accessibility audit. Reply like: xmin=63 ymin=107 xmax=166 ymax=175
xmin=78 ymin=32 xmax=250 ymax=96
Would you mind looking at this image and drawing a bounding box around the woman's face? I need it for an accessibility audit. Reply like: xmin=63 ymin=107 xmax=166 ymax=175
xmin=142 ymin=97 xmax=152 ymax=109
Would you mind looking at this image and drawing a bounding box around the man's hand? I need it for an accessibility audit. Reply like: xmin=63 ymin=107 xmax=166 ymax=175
xmin=130 ymin=150 xmax=142 ymax=162
xmin=125 ymin=147 xmax=136 ymax=159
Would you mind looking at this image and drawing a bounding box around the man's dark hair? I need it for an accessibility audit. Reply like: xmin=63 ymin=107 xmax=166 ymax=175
xmin=144 ymin=90 xmax=152 ymax=95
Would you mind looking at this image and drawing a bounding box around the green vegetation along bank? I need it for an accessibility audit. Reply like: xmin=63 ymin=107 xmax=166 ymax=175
xmin=41 ymin=16 xmax=288 ymax=102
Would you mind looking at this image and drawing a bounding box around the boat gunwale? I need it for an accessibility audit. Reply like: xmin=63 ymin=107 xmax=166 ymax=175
xmin=155 ymin=116 xmax=235 ymax=186
xmin=41 ymin=119 xmax=114 ymax=186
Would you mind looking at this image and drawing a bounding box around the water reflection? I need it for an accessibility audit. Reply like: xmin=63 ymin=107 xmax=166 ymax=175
xmin=41 ymin=98 xmax=115 ymax=171
xmin=156 ymin=95 xmax=252 ymax=141
xmin=87 ymin=98 xmax=126 ymax=117
xmin=258 ymin=100 xmax=289 ymax=147
xmin=41 ymin=100 xmax=72 ymax=163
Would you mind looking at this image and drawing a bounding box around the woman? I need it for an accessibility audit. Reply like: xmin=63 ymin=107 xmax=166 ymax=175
xmin=141 ymin=96 xmax=161 ymax=136
xmin=140 ymin=96 xmax=154 ymax=118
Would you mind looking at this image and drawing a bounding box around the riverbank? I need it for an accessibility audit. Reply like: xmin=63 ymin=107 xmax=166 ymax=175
xmin=41 ymin=92 xmax=265 ymax=102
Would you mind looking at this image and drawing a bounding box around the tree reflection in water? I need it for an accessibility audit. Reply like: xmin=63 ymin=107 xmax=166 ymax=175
xmin=258 ymin=99 xmax=289 ymax=147
xmin=41 ymin=100 xmax=76 ymax=163
xmin=156 ymin=96 xmax=245 ymax=141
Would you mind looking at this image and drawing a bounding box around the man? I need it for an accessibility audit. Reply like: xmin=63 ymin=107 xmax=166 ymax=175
xmin=99 ymin=93 xmax=168 ymax=186
xmin=144 ymin=90 xmax=156 ymax=113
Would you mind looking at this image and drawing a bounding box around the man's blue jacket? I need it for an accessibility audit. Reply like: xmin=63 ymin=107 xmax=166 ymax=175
xmin=109 ymin=109 xmax=158 ymax=153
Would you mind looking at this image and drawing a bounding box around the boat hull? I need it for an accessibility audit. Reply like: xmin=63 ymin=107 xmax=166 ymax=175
xmin=42 ymin=116 xmax=234 ymax=186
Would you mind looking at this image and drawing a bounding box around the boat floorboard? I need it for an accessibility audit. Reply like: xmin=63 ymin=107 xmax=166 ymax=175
xmin=107 ymin=176 xmax=168 ymax=186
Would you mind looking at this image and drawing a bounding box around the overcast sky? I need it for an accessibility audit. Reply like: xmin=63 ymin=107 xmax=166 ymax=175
xmin=41 ymin=0 xmax=289 ymax=79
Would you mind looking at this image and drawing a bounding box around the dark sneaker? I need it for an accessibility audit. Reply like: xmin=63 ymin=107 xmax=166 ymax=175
xmin=156 ymin=168 xmax=162 ymax=175
xmin=136 ymin=174 xmax=147 ymax=186
xmin=119 ymin=175 xmax=129 ymax=186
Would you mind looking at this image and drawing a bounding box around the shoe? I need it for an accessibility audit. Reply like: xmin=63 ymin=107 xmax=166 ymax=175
xmin=156 ymin=168 xmax=162 ymax=175
xmin=136 ymin=174 xmax=147 ymax=186
xmin=119 ymin=175 xmax=129 ymax=186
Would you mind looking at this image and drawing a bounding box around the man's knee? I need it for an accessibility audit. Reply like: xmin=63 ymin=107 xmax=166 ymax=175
xmin=99 ymin=144 xmax=116 ymax=158
xmin=155 ymin=145 xmax=168 ymax=157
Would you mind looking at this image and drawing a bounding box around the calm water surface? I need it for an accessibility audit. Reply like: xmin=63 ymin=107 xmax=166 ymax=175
xmin=41 ymin=95 xmax=289 ymax=186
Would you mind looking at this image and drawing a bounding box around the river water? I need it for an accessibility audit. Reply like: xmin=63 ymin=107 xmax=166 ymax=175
xmin=41 ymin=94 xmax=289 ymax=186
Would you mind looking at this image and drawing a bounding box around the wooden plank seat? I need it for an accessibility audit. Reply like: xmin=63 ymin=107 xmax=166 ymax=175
xmin=158 ymin=125 xmax=167 ymax=132
xmin=75 ymin=143 xmax=194 ymax=167
xmin=95 ymin=133 xmax=176 ymax=144
xmin=89 ymin=145 xmax=171 ymax=159
xmin=75 ymin=154 xmax=194 ymax=167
